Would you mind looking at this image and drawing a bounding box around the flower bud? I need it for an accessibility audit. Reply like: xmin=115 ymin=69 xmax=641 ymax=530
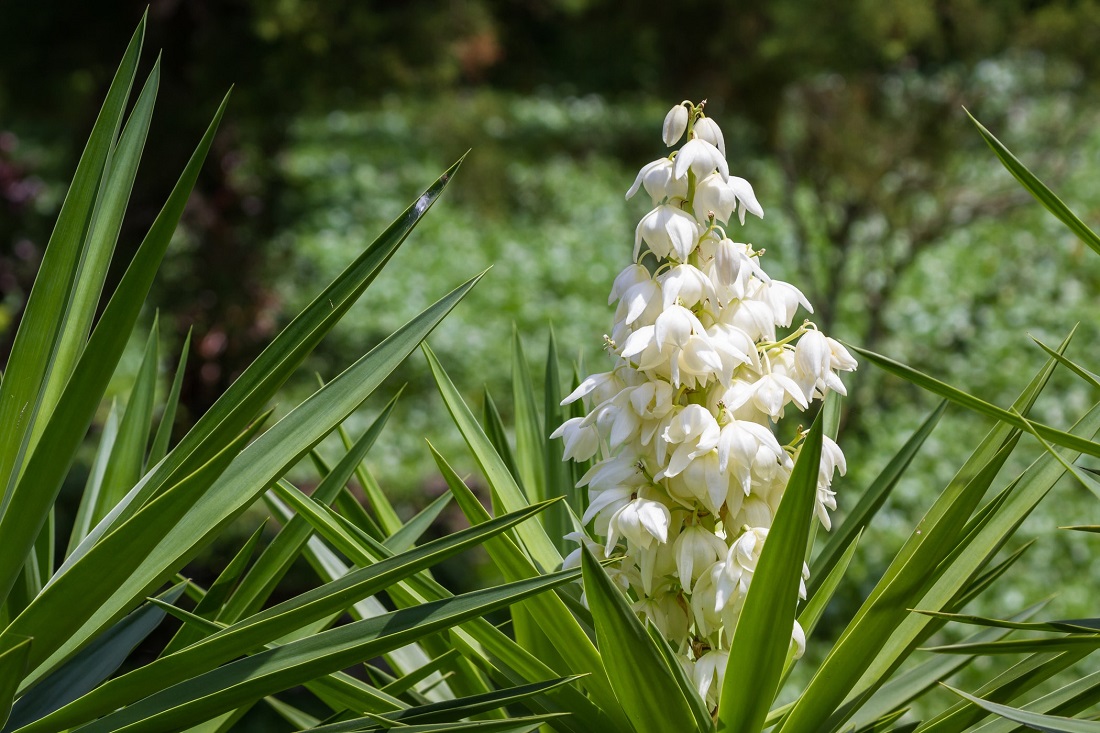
xmin=662 ymin=104 xmax=689 ymax=146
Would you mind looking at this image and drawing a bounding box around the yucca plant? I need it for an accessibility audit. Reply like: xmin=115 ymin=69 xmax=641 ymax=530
xmin=0 ymin=17 xmax=590 ymax=733
xmin=410 ymin=103 xmax=1100 ymax=733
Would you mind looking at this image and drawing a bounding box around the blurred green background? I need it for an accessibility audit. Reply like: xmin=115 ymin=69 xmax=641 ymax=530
xmin=3 ymin=0 xmax=1100 ymax=726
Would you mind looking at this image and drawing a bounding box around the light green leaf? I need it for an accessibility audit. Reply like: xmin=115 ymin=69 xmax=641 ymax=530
xmin=482 ymin=387 xmax=523 ymax=489
xmin=0 ymin=637 xmax=32 ymax=729
xmin=430 ymin=446 xmax=626 ymax=730
xmin=922 ymin=636 xmax=1100 ymax=655
xmin=844 ymin=600 xmax=1048 ymax=731
xmin=385 ymin=493 xmax=454 ymax=553
xmin=542 ymin=328 xmax=573 ymax=552
xmin=147 ymin=329 xmax=191 ymax=468
xmin=424 ymin=344 xmax=563 ymax=572
xmin=94 ymin=319 xmax=159 ymax=525
xmin=313 ymin=677 xmax=581 ymax=731
xmin=779 ymin=346 xmax=1071 ymax=733
xmin=581 ymin=547 xmax=698 ymax=733
xmin=912 ymin=611 xmax=1100 ymax=635
xmin=917 ymin=646 xmax=1091 ymax=733
xmin=65 ymin=402 xmax=120 ymax=555
xmin=511 ymin=327 xmax=546 ymax=505
xmin=222 ymin=397 xmax=399 ymax=622
xmin=719 ymin=415 xmax=822 ymax=733
xmin=645 ymin=622 xmax=713 ymax=732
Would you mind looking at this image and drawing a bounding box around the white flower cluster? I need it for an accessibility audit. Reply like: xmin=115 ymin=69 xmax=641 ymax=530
xmin=552 ymin=101 xmax=856 ymax=706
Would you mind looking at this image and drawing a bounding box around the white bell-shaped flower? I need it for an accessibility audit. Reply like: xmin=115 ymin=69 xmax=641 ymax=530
xmin=761 ymin=280 xmax=813 ymax=327
xmin=692 ymin=116 xmax=726 ymax=156
xmin=635 ymin=592 xmax=691 ymax=642
xmin=694 ymin=173 xmax=764 ymax=226
xmin=659 ymin=263 xmax=715 ymax=310
xmin=693 ymin=649 xmax=729 ymax=706
xmin=672 ymin=138 xmax=729 ymax=182
xmin=826 ymin=336 xmax=859 ymax=372
xmin=635 ymin=205 xmax=701 ymax=262
xmin=561 ymin=369 xmax=623 ymax=407
xmin=674 ymin=523 xmax=728 ymax=588
xmin=615 ymin=277 xmax=663 ymax=327
xmin=609 ymin=264 xmax=652 ymax=305
xmin=549 ymin=416 xmax=600 ymax=462
xmin=626 ymin=158 xmax=689 ymax=203
xmin=607 ymin=497 xmax=672 ymax=552
xmin=656 ymin=404 xmax=720 ymax=478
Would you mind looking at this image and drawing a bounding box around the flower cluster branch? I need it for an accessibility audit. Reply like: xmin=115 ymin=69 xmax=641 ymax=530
xmin=552 ymin=100 xmax=856 ymax=705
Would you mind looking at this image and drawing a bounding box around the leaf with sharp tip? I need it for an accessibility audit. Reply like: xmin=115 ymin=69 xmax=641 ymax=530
xmin=33 ymin=59 xmax=161 ymax=435
xmin=0 ymin=88 xmax=229 ymax=606
xmin=65 ymin=401 xmax=120 ymax=556
xmin=147 ymin=329 xmax=191 ymax=469
xmin=848 ymin=342 xmax=1100 ymax=459
xmin=1031 ymin=337 xmax=1100 ymax=390
xmin=912 ymin=610 xmax=1100 ymax=635
xmin=67 ymin=159 xmax=466 ymax=567
xmin=511 ymin=327 xmax=546 ymax=504
xmin=967 ymin=109 xmax=1100 ymax=258
xmin=8 ymin=276 xmax=478 ymax=686
xmin=543 ymin=328 xmax=573 ymax=552
xmin=430 ymin=446 xmax=626 ymax=729
xmin=778 ymin=343 xmax=1076 ymax=733
xmin=94 ymin=319 xmax=159 ymax=525
xmin=385 ymin=493 xmax=453 ymax=553
xmin=222 ymin=397 xmax=399 ymax=623
xmin=482 ymin=387 xmax=523 ymax=487
xmin=944 ymin=684 xmax=1100 ymax=733
xmin=581 ymin=547 xmax=697 ymax=733
xmin=810 ymin=401 xmax=945 ymax=594
xmin=425 ymin=344 xmax=562 ymax=572
xmin=719 ymin=415 xmax=822 ymax=733
xmin=917 ymin=646 xmax=1091 ymax=733
xmin=0 ymin=17 xmax=143 ymax=515
xmin=0 ymin=637 xmax=32 ymax=729
xmin=921 ymin=636 xmax=1100 ymax=655
xmin=842 ymin=599 xmax=1049 ymax=731
xmin=72 ymin=571 xmax=582 ymax=733
xmin=645 ymin=622 xmax=712 ymax=732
